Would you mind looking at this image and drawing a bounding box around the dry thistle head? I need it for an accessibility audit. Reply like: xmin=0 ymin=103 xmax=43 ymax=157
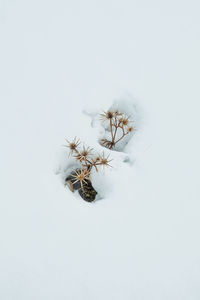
xmin=81 ymin=146 xmax=93 ymax=157
xmin=100 ymin=110 xmax=115 ymax=121
xmin=75 ymin=145 xmax=93 ymax=162
xmin=65 ymin=137 xmax=80 ymax=154
xmin=127 ymin=126 xmax=134 ymax=133
xmin=119 ymin=116 xmax=130 ymax=127
xmin=98 ymin=152 xmax=112 ymax=168
xmin=70 ymin=169 xmax=90 ymax=189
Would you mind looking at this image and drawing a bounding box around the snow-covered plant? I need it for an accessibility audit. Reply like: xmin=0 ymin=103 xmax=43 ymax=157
xmin=64 ymin=137 xmax=112 ymax=201
xmin=100 ymin=110 xmax=134 ymax=149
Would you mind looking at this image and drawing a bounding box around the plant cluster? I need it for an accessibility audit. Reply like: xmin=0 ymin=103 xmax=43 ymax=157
xmin=62 ymin=109 xmax=134 ymax=201
xmin=65 ymin=137 xmax=112 ymax=192
xmin=100 ymin=110 xmax=134 ymax=149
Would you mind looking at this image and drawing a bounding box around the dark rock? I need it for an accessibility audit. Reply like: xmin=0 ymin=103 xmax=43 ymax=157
xmin=78 ymin=181 xmax=97 ymax=202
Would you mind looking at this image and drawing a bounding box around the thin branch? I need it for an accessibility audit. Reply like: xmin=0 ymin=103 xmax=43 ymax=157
xmin=110 ymin=119 xmax=114 ymax=142
xmin=115 ymin=132 xmax=128 ymax=144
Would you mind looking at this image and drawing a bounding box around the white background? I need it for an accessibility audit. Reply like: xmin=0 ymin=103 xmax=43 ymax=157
xmin=0 ymin=0 xmax=200 ymax=299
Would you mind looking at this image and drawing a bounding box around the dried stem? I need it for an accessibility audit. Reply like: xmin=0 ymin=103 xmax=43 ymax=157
xmin=113 ymin=117 xmax=118 ymax=141
xmin=115 ymin=131 xmax=129 ymax=144
xmin=110 ymin=119 xmax=114 ymax=141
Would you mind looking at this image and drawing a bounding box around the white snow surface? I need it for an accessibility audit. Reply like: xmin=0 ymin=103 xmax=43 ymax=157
xmin=0 ymin=1 xmax=200 ymax=299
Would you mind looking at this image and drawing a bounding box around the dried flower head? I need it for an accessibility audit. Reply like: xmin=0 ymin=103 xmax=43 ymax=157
xmin=100 ymin=110 xmax=115 ymax=121
xmin=81 ymin=146 xmax=93 ymax=157
xmin=127 ymin=126 xmax=134 ymax=133
xmin=99 ymin=152 xmax=112 ymax=168
xmin=65 ymin=137 xmax=80 ymax=155
xmin=119 ymin=116 xmax=130 ymax=126
xmin=75 ymin=146 xmax=93 ymax=162
xmin=70 ymin=169 xmax=90 ymax=189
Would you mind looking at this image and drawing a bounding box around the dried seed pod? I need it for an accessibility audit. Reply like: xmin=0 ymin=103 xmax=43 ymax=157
xmin=99 ymin=152 xmax=112 ymax=168
xmin=100 ymin=110 xmax=115 ymax=121
xmin=65 ymin=137 xmax=80 ymax=155
xmin=75 ymin=146 xmax=93 ymax=162
xmin=70 ymin=169 xmax=90 ymax=189
xmin=121 ymin=117 xmax=129 ymax=126
xmin=127 ymin=126 xmax=134 ymax=133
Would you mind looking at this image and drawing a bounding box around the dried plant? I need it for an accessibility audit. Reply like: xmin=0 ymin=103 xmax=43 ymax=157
xmin=70 ymin=169 xmax=91 ymax=189
xmin=64 ymin=138 xmax=112 ymax=199
xmin=100 ymin=110 xmax=135 ymax=149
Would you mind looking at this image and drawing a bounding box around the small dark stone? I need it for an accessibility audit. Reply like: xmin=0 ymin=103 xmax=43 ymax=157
xmin=78 ymin=181 xmax=97 ymax=202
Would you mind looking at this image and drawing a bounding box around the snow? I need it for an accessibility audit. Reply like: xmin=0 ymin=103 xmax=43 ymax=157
xmin=0 ymin=0 xmax=200 ymax=299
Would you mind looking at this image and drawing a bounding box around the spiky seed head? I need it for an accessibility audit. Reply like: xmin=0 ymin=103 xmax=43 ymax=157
xmin=81 ymin=146 xmax=93 ymax=157
xmin=65 ymin=137 xmax=81 ymax=155
xmin=121 ymin=117 xmax=129 ymax=126
xmin=99 ymin=152 xmax=112 ymax=168
xmin=76 ymin=171 xmax=87 ymax=181
xmin=70 ymin=169 xmax=91 ymax=189
xmin=101 ymin=158 xmax=109 ymax=165
xmin=107 ymin=111 xmax=114 ymax=119
xmin=100 ymin=110 xmax=115 ymax=121
xmin=127 ymin=126 xmax=134 ymax=133
xmin=75 ymin=146 xmax=93 ymax=162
